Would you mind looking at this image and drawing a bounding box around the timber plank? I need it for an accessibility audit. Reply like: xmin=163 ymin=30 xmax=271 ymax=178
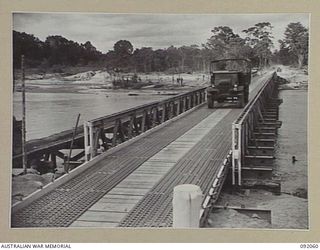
xmin=89 ymin=202 xmax=136 ymax=213
xmin=127 ymin=173 xmax=163 ymax=179
xmin=116 ymin=182 xmax=155 ymax=189
xmin=77 ymin=211 xmax=126 ymax=222
xmin=108 ymin=187 xmax=150 ymax=196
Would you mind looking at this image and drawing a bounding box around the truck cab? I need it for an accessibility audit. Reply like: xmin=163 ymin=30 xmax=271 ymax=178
xmin=207 ymin=59 xmax=251 ymax=108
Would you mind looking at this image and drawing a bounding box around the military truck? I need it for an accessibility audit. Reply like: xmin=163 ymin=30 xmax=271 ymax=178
xmin=206 ymin=58 xmax=251 ymax=108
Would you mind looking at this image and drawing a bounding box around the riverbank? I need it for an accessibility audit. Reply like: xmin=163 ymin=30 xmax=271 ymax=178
xmin=14 ymin=68 xmax=209 ymax=94
xmin=206 ymin=66 xmax=308 ymax=229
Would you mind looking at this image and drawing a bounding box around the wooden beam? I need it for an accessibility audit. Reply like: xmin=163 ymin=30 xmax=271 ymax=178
xmin=176 ymin=100 xmax=181 ymax=116
xmin=128 ymin=115 xmax=134 ymax=139
xmin=152 ymin=107 xmax=158 ymax=127
xmin=51 ymin=153 xmax=57 ymax=168
xmin=168 ymin=102 xmax=173 ymax=119
xmin=161 ymin=104 xmax=166 ymax=123
xmin=112 ymin=120 xmax=119 ymax=147
xmin=141 ymin=111 xmax=146 ymax=132
xmin=55 ymin=150 xmax=65 ymax=160
xmin=70 ymin=150 xmax=85 ymax=161
xmin=182 ymin=98 xmax=186 ymax=112
xmin=118 ymin=119 xmax=125 ymax=142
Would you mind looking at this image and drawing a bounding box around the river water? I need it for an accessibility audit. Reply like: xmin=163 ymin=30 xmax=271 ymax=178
xmin=12 ymin=72 xmax=270 ymax=141
xmin=13 ymin=91 xmax=166 ymax=140
xmin=275 ymin=89 xmax=308 ymax=193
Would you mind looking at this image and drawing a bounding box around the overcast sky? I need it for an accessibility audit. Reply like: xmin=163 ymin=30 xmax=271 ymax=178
xmin=13 ymin=13 xmax=309 ymax=53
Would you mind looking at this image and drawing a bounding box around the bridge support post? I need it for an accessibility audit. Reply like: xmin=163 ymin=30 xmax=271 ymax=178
xmin=84 ymin=121 xmax=94 ymax=161
xmin=231 ymin=72 xmax=282 ymax=187
xmin=173 ymin=184 xmax=202 ymax=228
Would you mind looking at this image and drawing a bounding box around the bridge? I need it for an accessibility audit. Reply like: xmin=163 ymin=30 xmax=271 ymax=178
xmin=11 ymin=70 xmax=282 ymax=228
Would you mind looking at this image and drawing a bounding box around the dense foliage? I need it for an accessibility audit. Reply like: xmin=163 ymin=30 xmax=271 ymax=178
xmin=13 ymin=21 xmax=308 ymax=72
xmin=278 ymin=22 xmax=309 ymax=68
xmin=13 ymin=31 xmax=103 ymax=70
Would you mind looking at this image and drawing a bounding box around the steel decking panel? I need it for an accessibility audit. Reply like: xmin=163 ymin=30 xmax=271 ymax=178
xmin=118 ymin=109 xmax=240 ymax=227
xmin=11 ymin=107 xmax=214 ymax=228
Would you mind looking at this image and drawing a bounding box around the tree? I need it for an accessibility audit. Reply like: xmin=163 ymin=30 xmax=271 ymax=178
xmin=152 ymin=49 xmax=167 ymax=72
xmin=279 ymin=22 xmax=308 ymax=68
xmin=176 ymin=45 xmax=201 ymax=72
xmin=114 ymin=40 xmax=134 ymax=55
xmin=198 ymin=46 xmax=215 ymax=72
xmin=206 ymin=26 xmax=240 ymax=58
xmin=243 ymin=22 xmax=274 ymax=67
xmin=113 ymin=40 xmax=134 ymax=69
xmin=271 ymin=47 xmax=296 ymax=66
xmin=132 ymin=47 xmax=154 ymax=72
xmin=166 ymin=46 xmax=180 ymax=70
xmin=13 ymin=31 xmax=104 ymax=69
xmin=13 ymin=31 xmax=44 ymax=68
xmin=205 ymin=26 xmax=254 ymax=62
xmin=81 ymin=41 xmax=101 ymax=65
xmin=44 ymin=35 xmax=83 ymax=66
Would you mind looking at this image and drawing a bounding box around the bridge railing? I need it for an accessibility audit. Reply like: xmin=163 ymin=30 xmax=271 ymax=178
xmin=84 ymin=87 xmax=207 ymax=161
xmin=231 ymin=72 xmax=277 ymax=186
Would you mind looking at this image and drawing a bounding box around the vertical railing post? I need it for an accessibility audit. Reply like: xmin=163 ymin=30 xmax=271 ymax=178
xmin=65 ymin=113 xmax=81 ymax=173
xmin=152 ymin=107 xmax=158 ymax=127
xmin=128 ymin=115 xmax=134 ymax=138
xmin=244 ymin=121 xmax=249 ymax=155
xmin=161 ymin=104 xmax=166 ymax=123
xmin=238 ymin=125 xmax=243 ymax=186
xmin=84 ymin=122 xmax=88 ymax=161
xmin=232 ymin=123 xmax=242 ymax=186
xmin=141 ymin=111 xmax=147 ymax=132
xmin=112 ymin=119 xmax=119 ymax=146
xmin=231 ymin=123 xmax=237 ymax=185
xmin=169 ymin=102 xmax=174 ymax=119
xmin=182 ymin=98 xmax=186 ymax=112
xmin=88 ymin=122 xmax=95 ymax=159
xmin=177 ymin=99 xmax=181 ymax=116
xmin=84 ymin=121 xmax=90 ymax=161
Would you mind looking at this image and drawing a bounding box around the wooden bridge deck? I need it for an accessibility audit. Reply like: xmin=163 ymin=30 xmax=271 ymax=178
xmin=11 ymin=72 xmax=273 ymax=228
xmin=71 ymin=108 xmax=234 ymax=227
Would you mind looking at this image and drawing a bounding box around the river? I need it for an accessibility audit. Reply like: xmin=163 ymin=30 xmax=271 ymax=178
xmin=275 ymin=89 xmax=308 ymax=193
xmin=12 ymin=72 xmax=269 ymax=141
xmin=13 ymin=91 xmax=167 ymax=140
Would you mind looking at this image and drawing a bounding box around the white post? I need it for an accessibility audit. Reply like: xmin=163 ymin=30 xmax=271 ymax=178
xmin=231 ymin=123 xmax=238 ymax=185
xmin=84 ymin=121 xmax=89 ymax=162
xmin=88 ymin=122 xmax=94 ymax=160
xmin=238 ymin=125 xmax=242 ymax=186
xmin=173 ymin=184 xmax=202 ymax=228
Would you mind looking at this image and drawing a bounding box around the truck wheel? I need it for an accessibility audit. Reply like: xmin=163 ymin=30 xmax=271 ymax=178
xmin=207 ymin=96 xmax=214 ymax=108
xmin=238 ymin=94 xmax=245 ymax=108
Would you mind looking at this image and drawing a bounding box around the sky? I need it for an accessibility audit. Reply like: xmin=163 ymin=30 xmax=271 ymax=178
xmin=13 ymin=13 xmax=309 ymax=53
